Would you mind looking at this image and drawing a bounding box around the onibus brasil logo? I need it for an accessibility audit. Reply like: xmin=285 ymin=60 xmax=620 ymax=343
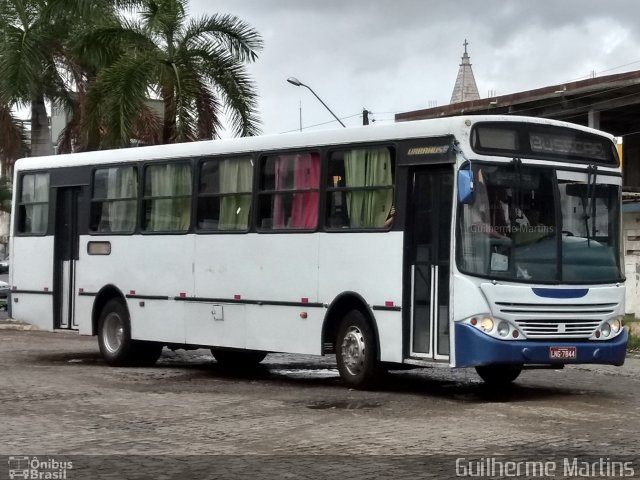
xmin=8 ymin=457 xmax=73 ymax=479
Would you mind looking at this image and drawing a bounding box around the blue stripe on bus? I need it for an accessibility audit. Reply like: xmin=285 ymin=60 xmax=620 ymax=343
xmin=532 ymin=288 xmax=588 ymax=299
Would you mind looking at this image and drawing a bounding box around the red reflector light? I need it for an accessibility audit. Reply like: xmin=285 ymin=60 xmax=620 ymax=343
xmin=470 ymin=317 xmax=478 ymax=326
xmin=234 ymin=294 xmax=241 ymax=300
xmin=385 ymin=301 xmax=394 ymax=307
xmin=44 ymin=287 xmax=49 ymax=292
xmin=130 ymin=290 xmax=136 ymax=295
xmin=300 ymin=312 xmax=308 ymax=319
xmin=301 ymin=297 xmax=309 ymax=304
xmin=79 ymin=288 xmax=84 ymax=294
xmin=179 ymin=292 xmax=186 ymax=298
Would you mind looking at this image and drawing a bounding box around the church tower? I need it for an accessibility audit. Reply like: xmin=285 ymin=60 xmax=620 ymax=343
xmin=450 ymin=39 xmax=480 ymax=104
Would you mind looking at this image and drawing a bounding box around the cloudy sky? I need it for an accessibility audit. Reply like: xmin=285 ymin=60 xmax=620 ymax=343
xmin=190 ymin=0 xmax=640 ymax=136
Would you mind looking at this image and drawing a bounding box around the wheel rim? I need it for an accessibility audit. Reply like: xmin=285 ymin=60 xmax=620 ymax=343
xmin=103 ymin=312 xmax=124 ymax=354
xmin=341 ymin=326 xmax=366 ymax=376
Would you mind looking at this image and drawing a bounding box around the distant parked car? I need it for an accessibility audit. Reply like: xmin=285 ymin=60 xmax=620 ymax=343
xmin=0 ymin=280 xmax=8 ymax=311
xmin=0 ymin=256 xmax=9 ymax=274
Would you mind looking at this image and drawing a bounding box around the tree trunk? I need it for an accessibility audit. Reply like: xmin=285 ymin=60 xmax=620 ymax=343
xmin=30 ymin=96 xmax=54 ymax=157
xmin=162 ymin=85 xmax=176 ymax=144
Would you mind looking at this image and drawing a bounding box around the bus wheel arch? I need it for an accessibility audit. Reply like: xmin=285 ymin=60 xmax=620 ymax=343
xmin=94 ymin=292 xmax=162 ymax=367
xmin=322 ymin=292 xmax=381 ymax=357
xmin=91 ymin=285 xmax=128 ymax=336
xmin=323 ymin=292 xmax=384 ymax=389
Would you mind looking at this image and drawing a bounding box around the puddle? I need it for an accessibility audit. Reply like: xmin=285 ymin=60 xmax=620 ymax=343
xmin=270 ymin=368 xmax=339 ymax=379
xmin=306 ymin=401 xmax=381 ymax=410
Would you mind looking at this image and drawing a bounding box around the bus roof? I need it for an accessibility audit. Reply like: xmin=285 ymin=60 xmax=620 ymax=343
xmin=14 ymin=115 xmax=615 ymax=171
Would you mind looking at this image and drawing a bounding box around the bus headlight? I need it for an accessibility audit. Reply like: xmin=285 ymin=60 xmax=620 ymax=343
xmin=610 ymin=317 xmax=622 ymax=334
xmin=479 ymin=317 xmax=494 ymax=332
xmin=497 ymin=321 xmax=510 ymax=337
xmin=601 ymin=322 xmax=611 ymax=338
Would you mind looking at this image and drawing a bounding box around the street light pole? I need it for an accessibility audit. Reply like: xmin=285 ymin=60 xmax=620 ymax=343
xmin=286 ymin=77 xmax=346 ymax=128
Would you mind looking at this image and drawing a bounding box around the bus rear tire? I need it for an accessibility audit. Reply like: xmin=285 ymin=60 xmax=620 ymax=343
xmin=210 ymin=348 xmax=267 ymax=368
xmin=475 ymin=365 xmax=522 ymax=386
xmin=98 ymin=298 xmax=162 ymax=367
xmin=336 ymin=310 xmax=381 ymax=389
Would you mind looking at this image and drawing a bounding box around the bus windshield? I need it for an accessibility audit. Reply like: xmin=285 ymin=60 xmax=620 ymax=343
xmin=457 ymin=163 xmax=622 ymax=283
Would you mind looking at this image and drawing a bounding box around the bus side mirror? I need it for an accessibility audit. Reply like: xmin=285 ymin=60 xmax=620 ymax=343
xmin=458 ymin=170 xmax=474 ymax=204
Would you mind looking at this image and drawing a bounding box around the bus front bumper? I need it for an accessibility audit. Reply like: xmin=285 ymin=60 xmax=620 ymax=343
xmin=454 ymin=323 xmax=628 ymax=368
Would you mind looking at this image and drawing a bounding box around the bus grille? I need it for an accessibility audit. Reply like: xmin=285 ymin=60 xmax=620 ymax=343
xmin=495 ymin=302 xmax=617 ymax=316
xmin=514 ymin=319 xmax=601 ymax=339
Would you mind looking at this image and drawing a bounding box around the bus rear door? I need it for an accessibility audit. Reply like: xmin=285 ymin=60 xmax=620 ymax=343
xmin=53 ymin=186 xmax=82 ymax=329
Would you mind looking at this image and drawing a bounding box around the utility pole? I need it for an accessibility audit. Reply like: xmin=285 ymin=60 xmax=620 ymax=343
xmin=362 ymin=109 xmax=369 ymax=125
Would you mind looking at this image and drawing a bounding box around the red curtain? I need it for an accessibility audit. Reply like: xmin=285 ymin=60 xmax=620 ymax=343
xmin=290 ymin=153 xmax=320 ymax=228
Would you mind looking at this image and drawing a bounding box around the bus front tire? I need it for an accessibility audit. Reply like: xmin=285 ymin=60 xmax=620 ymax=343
xmin=336 ymin=310 xmax=381 ymax=389
xmin=98 ymin=299 xmax=163 ymax=367
xmin=210 ymin=348 xmax=267 ymax=368
xmin=475 ymin=365 xmax=522 ymax=386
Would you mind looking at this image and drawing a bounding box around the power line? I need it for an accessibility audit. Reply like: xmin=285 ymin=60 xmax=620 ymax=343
xmin=279 ymin=112 xmax=362 ymax=134
xmin=561 ymin=59 xmax=640 ymax=84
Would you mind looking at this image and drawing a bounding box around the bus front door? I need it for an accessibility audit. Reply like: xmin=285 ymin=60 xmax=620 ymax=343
xmin=406 ymin=166 xmax=453 ymax=360
xmin=53 ymin=187 xmax=81 ymax=330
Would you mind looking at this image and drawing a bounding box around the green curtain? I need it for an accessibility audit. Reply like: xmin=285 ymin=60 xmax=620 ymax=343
xmin=107 ymin=167 xmax=137 ymax=232
xmin=219 ymin=158 xmax=253 ymax=230
xmin=344 ymin=148 xmax=393 ymax=228
xmin=22 ymin=174 xmax=49 ymax=234
xmin=148 ymin=164 xmax=192 ymax=231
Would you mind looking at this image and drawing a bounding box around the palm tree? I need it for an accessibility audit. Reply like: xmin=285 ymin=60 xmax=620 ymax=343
xmin=83 ymin=0 xmax=263 ymax=148
xmin=0 ymin=0 xmax=56 ymax=156
xmin=0 ymin=0 xmax=128 ymax=156
xmin=0 ymin=101 xmax=27 ymax=173
xmin=0 ymin=175 xmax=12 ymax=213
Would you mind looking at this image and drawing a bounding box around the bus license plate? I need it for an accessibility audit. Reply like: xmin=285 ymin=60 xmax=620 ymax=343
xmin=550 ymin=346 xmax=577 ymax=360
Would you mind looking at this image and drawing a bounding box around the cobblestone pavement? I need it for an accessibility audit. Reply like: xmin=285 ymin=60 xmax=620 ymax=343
xmin=1 ymin=328 xmax=639 ymax=479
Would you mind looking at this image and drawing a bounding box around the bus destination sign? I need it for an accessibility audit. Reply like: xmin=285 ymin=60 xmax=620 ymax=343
xmin=530 ymin=133 xmax=607 ymax=161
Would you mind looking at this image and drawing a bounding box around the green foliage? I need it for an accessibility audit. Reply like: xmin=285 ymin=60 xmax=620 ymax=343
xmin=0 ymin=176 xmax=12 ymax=213
xmin=623 ymin=315 xmax=640 ymax=351
xmin=0 ymin=0 xmax=125 ymax=156
xmin=80 ymin=0 xmax=264 ymax=148
xmin=0 ymin=0 xmax=263 ymax=155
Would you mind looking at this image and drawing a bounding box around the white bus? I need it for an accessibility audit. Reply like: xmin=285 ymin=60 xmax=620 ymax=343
xmin=9 ymin=115 xmax=627 ymax=388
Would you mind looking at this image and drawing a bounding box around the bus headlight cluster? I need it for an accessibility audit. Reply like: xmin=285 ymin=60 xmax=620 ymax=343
xmin=600 ymin=317 xmax=623 ymax=338
xmin=467 ymin=315 xmax=523 ymax=340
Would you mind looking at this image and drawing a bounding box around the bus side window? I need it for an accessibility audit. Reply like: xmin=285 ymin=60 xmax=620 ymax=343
xmin=325 ymin=147 xmax=394 ymax=230
xmin=257 ymin=151 xmax=320 ymax=231
xmin=89 ymin=166 xmax=138 ymax=234
xmin=17 ymin=172 xmax=49 ymax=235
xmin=142 ymin=162 xmax=192 ymax=233
xmin=196 ymin=157 xmax=253 ymax=232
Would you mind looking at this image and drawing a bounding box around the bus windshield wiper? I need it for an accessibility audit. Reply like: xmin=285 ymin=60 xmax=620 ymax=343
xmin=512 ymin=158 xmax=524 ymax=220
xmin=581 ymin=165 xmax=598 ymax=246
